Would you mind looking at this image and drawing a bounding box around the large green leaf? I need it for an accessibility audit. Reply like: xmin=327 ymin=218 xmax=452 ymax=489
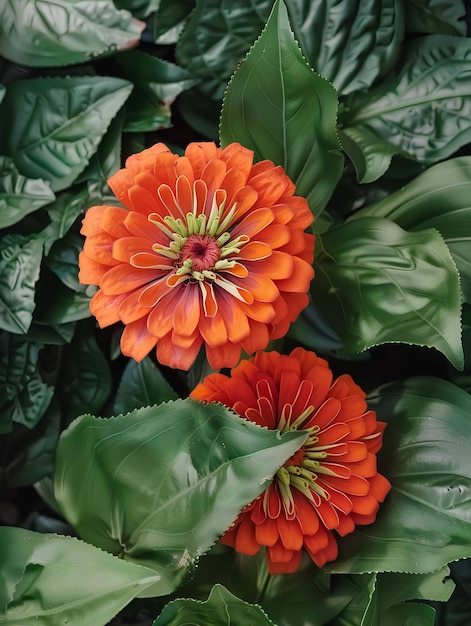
xmin=285 ymin=0 xmax=404 ymax=95
xmin=353 ymin=157 xmax=471 ymax=303
xmin=0 ymin=233 xmax=44 ymax=334
xmin=341 ymin=35 xmax=471 ymax=182
xmin=220 ymin=0 xmax=343 ymax=218
xmin=176 ymin=0 xmax=272 ymax=101
xmin=0 ymin=527 xmax=162 ymax=625
xmin=113 ymin=356 xmax=178 ymax=415
xmin=0 ymin=157 xmax=55 ymax=229
xmin=54 ymin=399 xmax=307 ymax=595
xmin=0 ymin=332 xmax=53 ymax=434
xmin=405 ymin=0 xmax=466 ymax=35
xmin=327 ymin=376 xmax=471 ymax=574
xmin=314 ymin=216 xmax=464 ymax=370
xmin=0 ymin=76 xmax=132 ymax=191
xmin=0 ymin=0 xmax=145 ymax=67
xmin=154 ymin=584 xmax=276 ymax=625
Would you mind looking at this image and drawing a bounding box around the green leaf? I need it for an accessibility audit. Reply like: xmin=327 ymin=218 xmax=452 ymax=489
xmin=339 ymin=126 xmax=396 ymax=184
xmin=405 ymin=0 xmax=466 ymax=35
xmin=333 ymin=573 xmax=377 ymax=626
xmin=0 ymin=0 xmax=145 ymax=67
xmin=340 ymin=35 xmax=471 ymax=180
xmin=220 ymin=0 xmax=343 ymax=218
xmin=0 ymin=527 xmax=161 ymax=625
xmin=54 ymin=399 xmax=307 ymax=595
xmin=285 ymin=0 xmax=404 ymax=95
xmin=327 ymin=376 xmax=471 ymax=575
xmin=113 ymin=356 xmax=178 ymax=415
xmin=55 ymin=322 xmax=112 ymax=425
xmin=315 ymin=217 xmax=464 ymax=370
xmin=176 ymin=0 xmax=272 ymax=101
xmin=154 ymin=584 xmax=276 ymax=625
xmin=0 ymin=233 xmax=44 ymax=334
xmin=0 ymin=157 xmax=55 ymax=229
xmin=114 ymin=0 xmax=161 ymax=19
xmin=116 ymin=50 xmax=200 ymax=132
xmin=1 ymin=76 xmax=133 ymax=191
xmin=152 ymin=0 xmax=195 ymax=42
xmin=352 ymin=157 xmax=471 ymax=304
xmin=0 ymin=332 xmax=53 ymax=434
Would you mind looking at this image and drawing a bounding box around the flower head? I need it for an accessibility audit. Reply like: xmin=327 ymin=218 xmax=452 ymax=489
xmin=79 ymin=142 xmax=314 ymax=370
xmin=190 ymin=348 xmax=391 ymax=574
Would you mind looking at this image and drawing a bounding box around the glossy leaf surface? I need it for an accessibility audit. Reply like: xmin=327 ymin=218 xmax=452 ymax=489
xmin=327 ymin=377 xmax=471 ymax=574
xmin=0 ymin=234 xmax=44 ymax=334
xmin=0 ymin=332 xmax=53 ymax=434
xmin=1 ymin=76 xmax=132 ymax=191
xmin=54 ymin=399 xmax=307 ymax=595
xmin=220 ymin=0 xmax=343 ymax=217
xmin=315 ymin=217 xmax=464 ymax=370
xmin=0 ymin=527 xmax=161 ymax=625
xmin=341 ymin=35 xmax=471 ymax=181
xmin=0 ymin=157 xmax=55 ymax=229
xmin=354 ymin=157 xmax=471 ymax=303
xmin=154 ymin=584 xmax=276 ymax=625
xmin=404 ymin=0 xmax=466 ymax=34
xmin=0 ymin=0 xmax=145 ymax=67
xmin=113 ymin=356 xmax=178 ymax=415
xmin=285 ymin=0 xmax=403 ymax=95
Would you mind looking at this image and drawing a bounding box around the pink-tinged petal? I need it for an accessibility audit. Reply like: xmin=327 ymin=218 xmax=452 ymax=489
xmin=146 ymin=289 xmax=182 ymax=339
xmin=217 ymin=295 xmax=251 ymax=343
xmin=138 ymin=277 xmax=174 ymax=308
xmin=230 ymin=207 xmax=274 ymax=239
xmin=213 ymin=275 xmax=253 ymax=304
xmin=120 ymin=318 xmax=157 ymax=361
xmin=118 ymin=287 xmax=154 ymax=324
xmin=157 ymin=331 xmax=202 ymax=370
xmin=198 ymin=281 xmax=218 ymax=317
xmin=173 ymin=285 xmax=201 ymax=337
xmin=100 ymin=265 xmax=159 ymax=295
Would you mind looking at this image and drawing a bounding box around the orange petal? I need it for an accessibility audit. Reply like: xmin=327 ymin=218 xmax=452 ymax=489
xmin=277 ymin=515 xmax=304 ymax=551
xmin=156 ymin=331 xmax=202 ymax=370
xmin=118 ymin=287 xmax=154 ymax=324
xmin=198 ymin=312 xmax=228 ymax=348
xmin=98 ymin=206 xmax=130 ymax=238
xmin=83 ymin=232 xmax=118 ymax=266
xmin=220 ymin=142 xmax=254 ymax=179
xmin=81 ymin=205 xmax=107 ymax=236
xmin=185 ymin=142 xmax=220 ymax=179
xmin=274 ymin=256 xmax=314 ymax=292
xmin=205 ymin=342 xmax=242 ymax=370
xmin=236 ymin=242 xmax=272 ymax=261
xmin=173 ymin=285 xmax=201 ymax=337
xmin=113 ymin=237 xmax=154 ymax=263
xmin=240 ymin=320 xmax=269 ymax=354
xmin=124 ymin=211 xmax=167 ymax=243
xmin=292 ymin=490 xmax=320 ymax=535
xmin=78 ymin=252 xmax=109 ymax=286
xmin=233 ymin=517 xmax=260 ymax=556
xmin=254 ymin=518 xmax=279 ymax=547
xmin=230 ymin=207 xmax=274 ymax=239
xmin=89 ymin=289 xmax=125 ymax=327
xmin=100 ymin=265 xmax=158 ymax=295
xmin=120 ymin=318 xmax=157 ymax=361
xmin=266 ymin=547 xmax=302 ymax=574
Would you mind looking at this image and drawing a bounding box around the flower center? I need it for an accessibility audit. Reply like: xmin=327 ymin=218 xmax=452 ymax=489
xmin=180 ymin=234 xmax=220 ymax=273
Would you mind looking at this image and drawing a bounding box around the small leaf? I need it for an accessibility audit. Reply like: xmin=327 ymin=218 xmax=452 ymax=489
xmin=0 ymin=332 xmax=53 ymax=434
xmin=0 ymin=233 xmax=44 ymax=334
xmin=340 ymin=35 xmax=471 ymax=179
xmin=405 ymin=0 xmax=466 ymax=35
xmin=0 ymin=527 xmax=161 ymax=625
xmin=326 ymin=376 xmax=471 ymax=574
xmin=315 ymin=217 xmax=464 ymax=370
xmin=0 ymin=0 xmax=145 ymax=67
xmin=1 ymin=76 xmax=133 ymax=191
xmin=153 ymin=584 xmax=276 ymax=625
xmin=113 ymin=356 xmax=178 ymax=415
xmin=220 ymin=0 xmax=343 ymax=218
xmin=352 ymin=156 xmax=471 ymax=303
xmin=339 ymin=126 xmax=396 ymax=184
xmin=0 ymin=157 xmax=55 ymax=229
xmin=54 ymin=399 xmax=307 ymax=595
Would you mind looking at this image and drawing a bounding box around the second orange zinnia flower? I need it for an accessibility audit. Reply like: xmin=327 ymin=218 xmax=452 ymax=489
xmin=78 ymin=142 xmax=315 ymax=370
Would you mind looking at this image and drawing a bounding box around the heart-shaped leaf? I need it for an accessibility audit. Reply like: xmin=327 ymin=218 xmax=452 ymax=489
xmin=54 ymin=399 xmax=307 ymax=595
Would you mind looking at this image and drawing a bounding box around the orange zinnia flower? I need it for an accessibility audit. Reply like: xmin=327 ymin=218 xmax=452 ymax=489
xmin=78 ymin=142 xmax=314 ymax=370
xmin=190 ymin=348 xmax=391 ymax=574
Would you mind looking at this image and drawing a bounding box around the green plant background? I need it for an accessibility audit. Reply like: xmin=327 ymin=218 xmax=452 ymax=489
xmin=1 ymin=0 xmax=471 ymax=624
